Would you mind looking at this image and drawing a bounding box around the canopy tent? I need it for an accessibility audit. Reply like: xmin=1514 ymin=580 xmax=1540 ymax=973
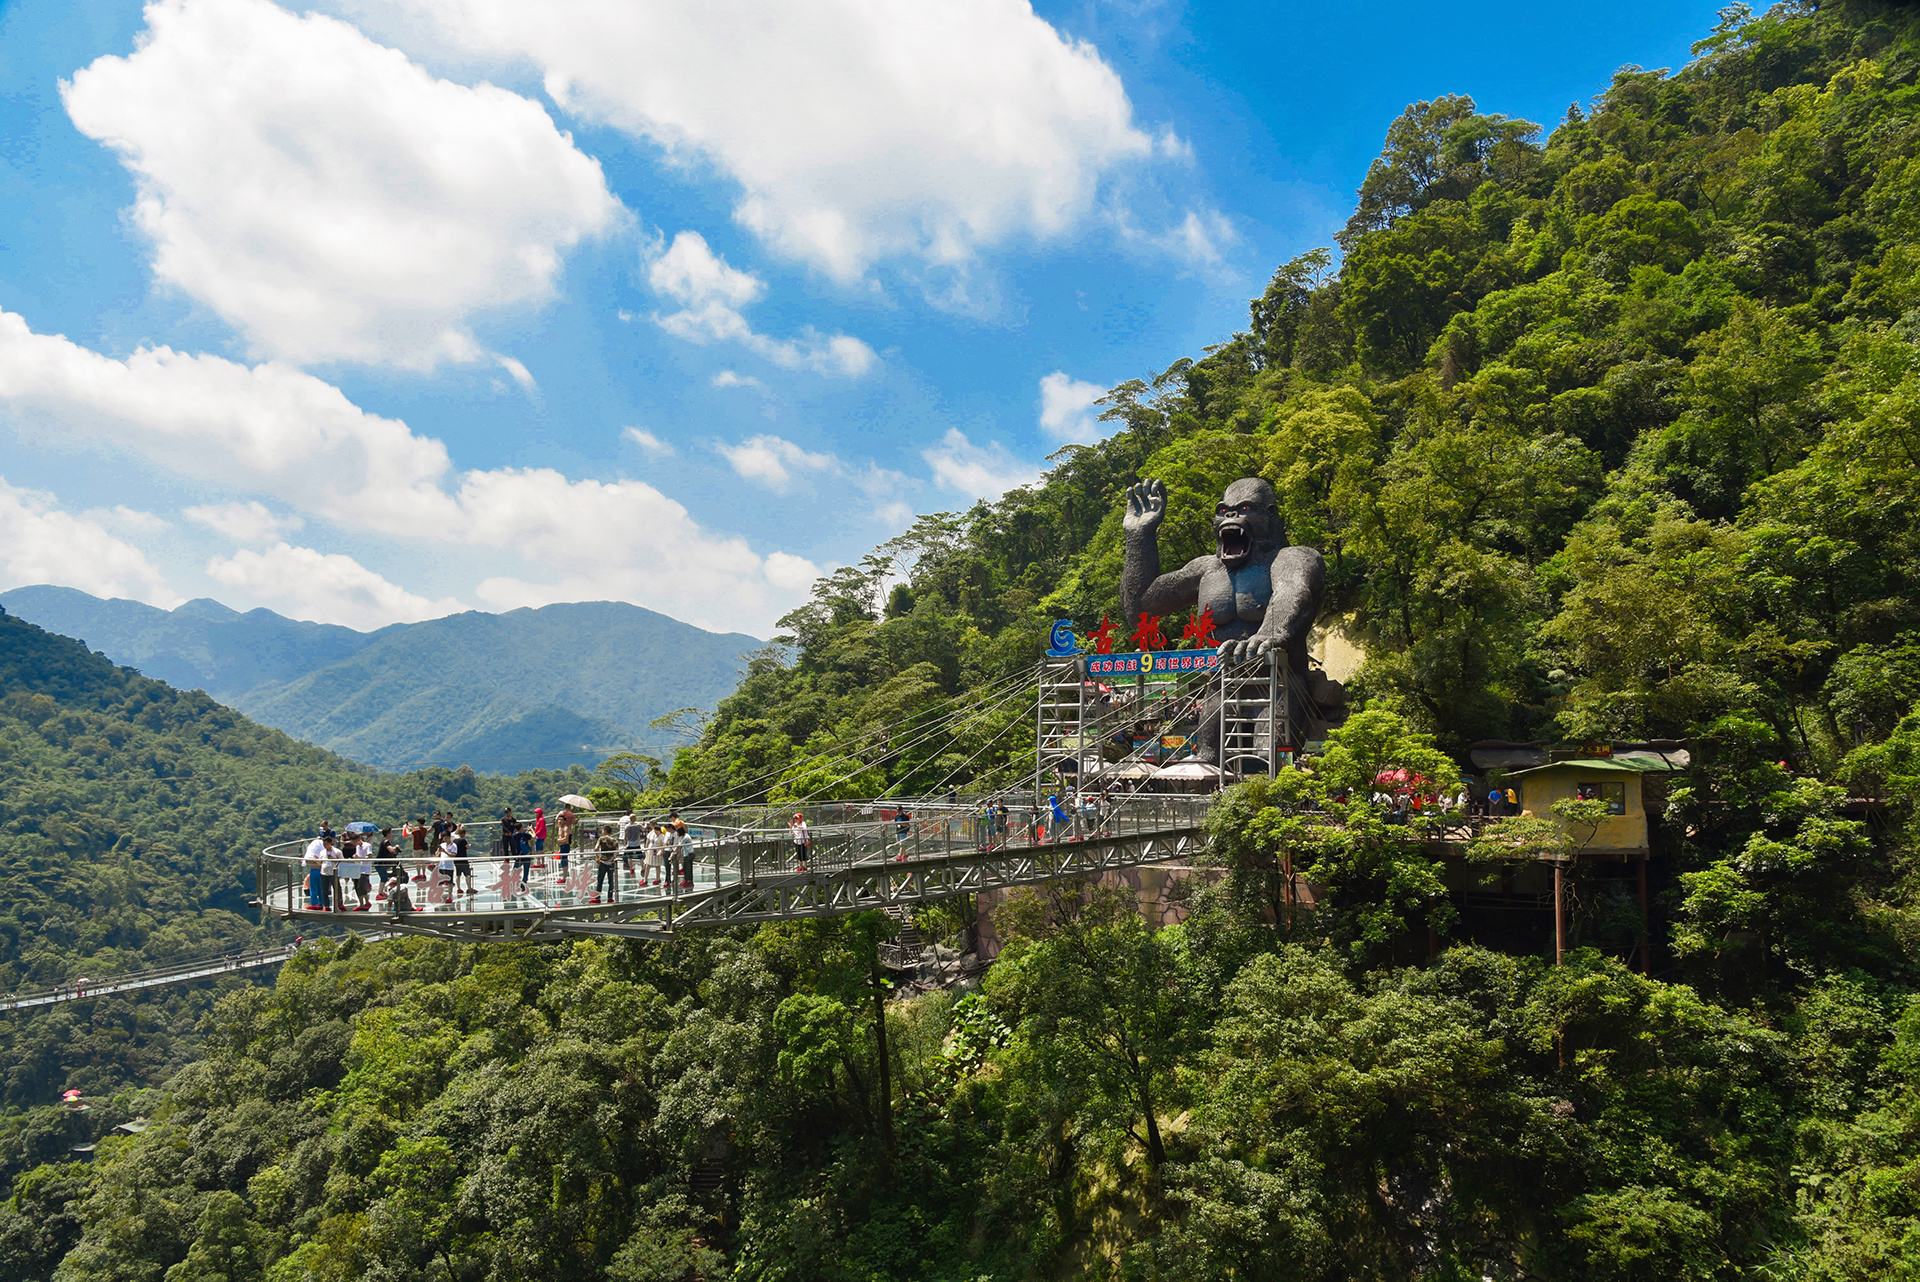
xmin=1154 ymin=761 xmax=1227 ymax=780
xmin=1089 ymin=761 xmax=1156 ymax=780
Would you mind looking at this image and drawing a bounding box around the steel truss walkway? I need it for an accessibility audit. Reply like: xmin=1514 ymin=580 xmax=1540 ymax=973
xmin=0 ymin=936 xmax=392 ymax=1013
xmin=257 ymin=797 xmax=1213 ymax=944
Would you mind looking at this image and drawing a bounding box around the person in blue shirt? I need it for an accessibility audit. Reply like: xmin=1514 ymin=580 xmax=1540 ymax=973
xmin=1048 ymin=794 xmax=1070 ymax=842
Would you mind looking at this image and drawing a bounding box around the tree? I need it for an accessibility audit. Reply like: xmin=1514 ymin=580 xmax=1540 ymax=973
xmin=987 ymin=881 xmax=1191 ymax=1174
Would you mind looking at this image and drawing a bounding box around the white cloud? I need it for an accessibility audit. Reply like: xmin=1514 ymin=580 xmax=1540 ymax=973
xmin=648 ymin=232 xmax=876 ymax=376
xmin=622 ymin=426 xmax=674 ymax=456
xmin=0 ymin=478 xmax=180 ymax=606
xmin=184 ymin=499 xmax=304 ymax=543
xmin=762 ymin=551 xmax=821 ymax=594
xmin=1037 ymin=369 xmax=1108 ymax=443
xmin=922 ymin=428 xmax=1038 ymax=502
xmin=712 ymin=370 xmax=763 ymax=390
xmin=714 ymin=432 xmax=912 ymax=503
xmin=62 ymin=0 xmax=620 ymax=370
xmin=207 ymin=542 xmax=463 ymax=625
xmin=649 ymin=229 xmax=764 ymax=309
xmin=0 ymin=309 xmax=457 ymax=517
xmin=1122 ymin=205 xmax=1237 ymax=269
xmin=0 ymin=307 xmax=812 ymax=634
xmin=350 ymin=0 xmax=1160 ymax=281
xmin=90 ymin=506 xmax=174 ymax=534
xmin=717 ymin=434 xmax=838 ymax=492
xmin=495 ymin=354 xmax=537 ymax=391
xmin=462 ymin=469 xmax=809 ymax=631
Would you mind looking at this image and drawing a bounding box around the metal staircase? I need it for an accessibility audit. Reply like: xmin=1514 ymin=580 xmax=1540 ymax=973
xmin=878 ymin=905 xmax=925 ymax=969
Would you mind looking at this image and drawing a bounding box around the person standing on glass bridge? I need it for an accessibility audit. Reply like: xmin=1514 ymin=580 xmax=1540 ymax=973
xmin=1048 ymin=794 xmax=1071 ymax=843
xmin=555 ymin=805 xmax=576 ymax=884
xmin=303 ymin=834 xmax=328 ymax=910
xmin=673 ymin=816 xmax=692 ymax=888
xmin=592 ymin=827 xmax=619 ymax=904
xmin=790 ymin=813 xmax=811 ymax=872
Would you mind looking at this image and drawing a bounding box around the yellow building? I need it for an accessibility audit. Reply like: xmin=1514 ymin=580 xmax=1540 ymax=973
xmin=1505 ymin=759 xmax=1655 ymax=856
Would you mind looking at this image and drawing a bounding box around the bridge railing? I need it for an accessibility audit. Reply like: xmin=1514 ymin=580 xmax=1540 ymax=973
xmin=256 ymin=794 xmax=1215 ymax=918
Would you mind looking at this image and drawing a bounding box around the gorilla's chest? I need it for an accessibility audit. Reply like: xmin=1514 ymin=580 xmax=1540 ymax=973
xmin=1198 ymin=561 xmax=1270 ymax=636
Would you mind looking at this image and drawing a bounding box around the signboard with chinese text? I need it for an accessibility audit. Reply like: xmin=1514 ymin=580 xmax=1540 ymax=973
xmin=1084 ymin=648 xmax=1220 ymax=682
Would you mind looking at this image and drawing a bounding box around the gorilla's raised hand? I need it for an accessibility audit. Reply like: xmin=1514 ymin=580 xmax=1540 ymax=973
xmin=1123 ymin=479 xmax=1167 ymax=537
xmin=1216 ymin=634 xmax=1278 ymax=665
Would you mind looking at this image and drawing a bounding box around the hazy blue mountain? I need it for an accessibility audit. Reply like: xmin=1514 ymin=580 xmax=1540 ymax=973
xmin=0 ymin=584 xmax=395 ymax=700
xmin=236 ymin=602 xmax=761 ymax=771
xmin=0 ymin=588 xmax=760 ymax=772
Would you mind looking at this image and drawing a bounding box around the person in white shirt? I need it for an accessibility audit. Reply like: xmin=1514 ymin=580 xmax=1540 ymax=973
xmin=789 ymin=814 xmax=810 ymax=871
xmin=303 ymin=836 xmax=328 ymax=910
xmin=645 ymin=823 xmax=668 ymax=887
xmin=436 ymin=837 xmax=458 ymax=900
xmin=347 ymin=836 xmax=374 ymax=910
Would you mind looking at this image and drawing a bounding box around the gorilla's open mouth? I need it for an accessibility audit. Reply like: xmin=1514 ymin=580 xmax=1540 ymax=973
xmin=1217 ymin=523 xmax=1250 ymax=565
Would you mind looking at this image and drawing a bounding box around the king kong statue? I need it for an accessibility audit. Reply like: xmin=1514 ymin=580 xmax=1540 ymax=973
xmin=1120 ymin=476 xmax=1334 ymax=763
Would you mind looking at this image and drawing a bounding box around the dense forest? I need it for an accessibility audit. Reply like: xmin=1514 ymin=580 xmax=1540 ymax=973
xmin=20 ymin=1 xmax=1920 ymax=1276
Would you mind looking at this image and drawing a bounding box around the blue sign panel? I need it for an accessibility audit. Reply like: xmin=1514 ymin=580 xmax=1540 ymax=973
xmin=1085 ymin=648 xmax=1220 ymax=678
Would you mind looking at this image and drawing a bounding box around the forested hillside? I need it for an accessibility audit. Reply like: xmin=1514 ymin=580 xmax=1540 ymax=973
xmin=660 ymin=0 xmax=1920 ymax=804
xmin=23 ymin=3 xmax=1920 ymax=1279
xmin=0 ymin=609 xmax=587 ymax=1158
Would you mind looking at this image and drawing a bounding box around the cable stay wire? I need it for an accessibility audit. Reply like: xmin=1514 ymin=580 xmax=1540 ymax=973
xmin=788 ymin=669 xmax=1045 ymax=807
xmin=674 ymin=661 xmax=1045 ymax=813
xmin=675 ymin=662 xmax=1041 ymax=813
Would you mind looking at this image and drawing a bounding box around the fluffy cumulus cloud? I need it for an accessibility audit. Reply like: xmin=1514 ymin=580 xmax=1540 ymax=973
xmin=922 ymin=428 xmax=1038 ymax=501
xmin=62 ymin=0 xmax=620 ymax=369
xmin=647 ymin=232 xmax=875 ymax=376
xmin=0 ymin=309 xmax=812 ymax=634
xmin=349 ymin=0 xmax=1164 ymax=280
xmin=717 ymin=434 xmax=838 ymax=492
xmin=460 ymin=469 xmax=822 ymax=626
xmin=0 ymin=478 xmax=179 ymax=606
xmin=1037 ymin=369 xmax=1108 ymax=443
xmin=184 ymin=499 xmax=303 ymax=543
xmin=207 ymin=543 xmax=463 ymax=624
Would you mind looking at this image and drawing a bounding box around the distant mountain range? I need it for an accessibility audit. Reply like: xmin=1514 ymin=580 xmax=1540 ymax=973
xmin=0 ymin=585 xmax=761 ymax=772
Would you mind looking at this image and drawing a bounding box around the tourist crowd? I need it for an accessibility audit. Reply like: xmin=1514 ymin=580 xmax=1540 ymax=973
xmin=298 ymin=804 xmax=702 ymax=912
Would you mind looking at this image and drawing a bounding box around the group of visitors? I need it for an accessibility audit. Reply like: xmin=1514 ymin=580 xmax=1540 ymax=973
xmin=301 ymin=804 xmax=672 ymax=912
xmin=1482 ymin=786 xmax=1522 ymax=816
xmin=596 ymin=811 xmax=695 ymax=903
xmin=1041 ymin=789 xmax=1115 ymax=843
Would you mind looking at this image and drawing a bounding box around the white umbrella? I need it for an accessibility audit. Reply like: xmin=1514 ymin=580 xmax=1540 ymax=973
xmin=558 ymin=793 xmax=595 ymax=809
xmin=1153 ymin=761 xmax=1226 ymax=779
xmin=1094 ymin=761 xmax=1156 ymax=779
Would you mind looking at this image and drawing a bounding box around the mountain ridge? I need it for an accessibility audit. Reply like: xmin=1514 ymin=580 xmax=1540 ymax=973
xmin=0 ymin=587 xmax=761 ymax=772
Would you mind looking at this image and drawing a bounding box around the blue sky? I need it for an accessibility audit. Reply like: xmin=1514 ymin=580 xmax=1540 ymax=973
xmin=0 ymin=0 xmax=1726 ymax=636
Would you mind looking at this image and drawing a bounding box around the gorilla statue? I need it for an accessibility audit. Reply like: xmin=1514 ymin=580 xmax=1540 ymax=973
xmin=1121 ymin=476 xmax=1329 ymax=756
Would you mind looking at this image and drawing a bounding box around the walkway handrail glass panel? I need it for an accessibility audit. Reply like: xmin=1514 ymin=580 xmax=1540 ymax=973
xmin=254 ymin=794 xmax=1215 ymax=933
